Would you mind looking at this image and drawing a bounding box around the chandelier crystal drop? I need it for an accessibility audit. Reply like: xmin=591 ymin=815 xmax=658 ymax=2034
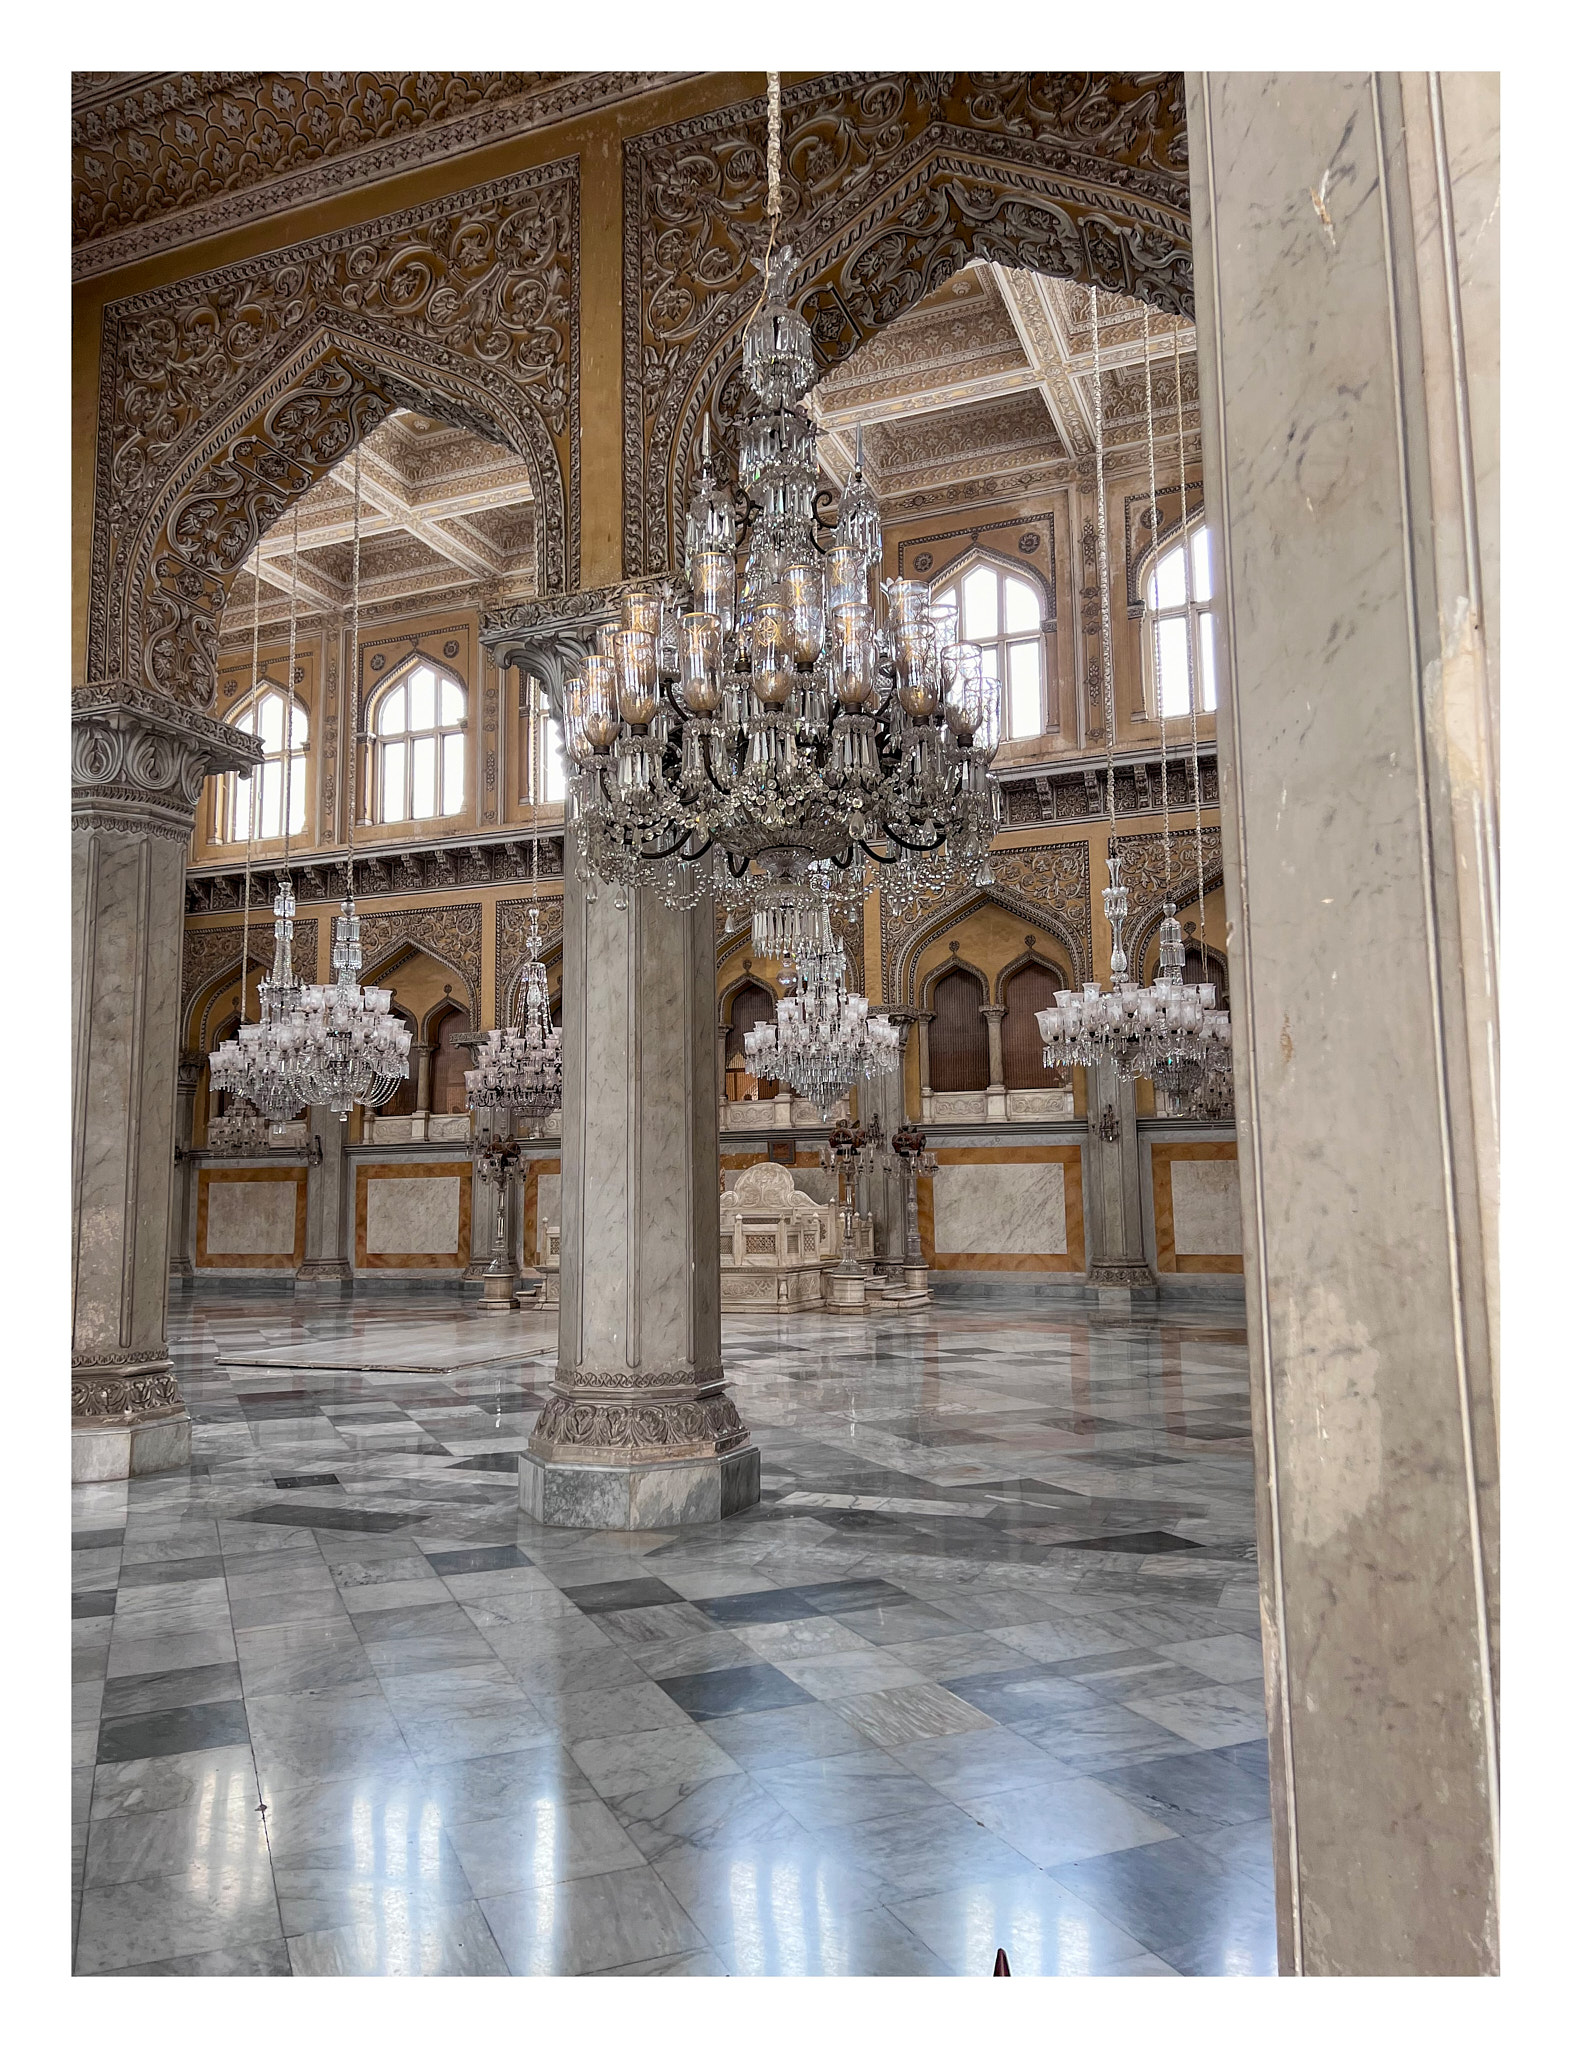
xmin=558 ymin=76 xmax=1002 ymax=959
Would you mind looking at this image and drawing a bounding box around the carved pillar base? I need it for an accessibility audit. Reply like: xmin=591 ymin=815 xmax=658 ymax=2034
xmin=72 ymin=1354 xmax=191 ymax=1483
xmin=522 ymin=1383 xmax=759 ymax=1529
xmin=295 ymin=1261 xmax=354 ymax=1295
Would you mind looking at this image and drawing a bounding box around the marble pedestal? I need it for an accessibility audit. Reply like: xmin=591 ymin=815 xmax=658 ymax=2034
xmin=522 ymin=850 xmax=759 ymax=1529
xmin=823 ymin=1269 xmax=868 ymax=1315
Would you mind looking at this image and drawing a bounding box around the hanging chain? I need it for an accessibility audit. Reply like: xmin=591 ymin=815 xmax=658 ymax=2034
xmin=1172 ymin=327 xmax=1207 ymax=974
xmin=347 ymin=443 xmax=362 ymax=899
xmin=1142 ymin=302 xmax=1172 ymax=894
xmin=746 ymin=72 xmax=784 ymax=345
xmin=282 ymin=500 xmax=300 ymax=873
xmin=238 ymin=539 xmax=262 ymax=1023
xmin=1089 ymin=285 xmax=1118 ymax=850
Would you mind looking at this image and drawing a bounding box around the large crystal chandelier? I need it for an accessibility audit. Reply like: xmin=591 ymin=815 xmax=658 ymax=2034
xmin=208 ymin=508 xmax=312 ymax=1135
xmin=466 ymin=678 xmax=563 ymax=1119
xmin=558 ymin=74 xmax=1001 ymax=963
xmin=1035 ymin=291 xmax=1231 ymax=1099
xmin=291 ymin=445 xmax=411 ymax=1119
xmin=743 ymin=939 xmax=900 ymax=1118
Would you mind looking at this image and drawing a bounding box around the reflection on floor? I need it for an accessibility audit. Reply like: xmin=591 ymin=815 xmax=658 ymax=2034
xmin=72 ymin=1293 xmax=1274 ymax=1978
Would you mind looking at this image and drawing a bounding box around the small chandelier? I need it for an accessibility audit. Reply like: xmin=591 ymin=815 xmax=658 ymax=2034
xmin=289 ymin=443 xmax=412 ymax=1122
xmin=466 ymin=682 xmax=562 ymax=1120
xmin=1035 ymin=289 xmax=1231 ymax=1097
xmin=208 ymin=511 xmax=311 ymax=1135
xmin=558 ymin=73 xmax=1001 ymax=962
xmin=743 ymin=940 xmax=899 ymax=1118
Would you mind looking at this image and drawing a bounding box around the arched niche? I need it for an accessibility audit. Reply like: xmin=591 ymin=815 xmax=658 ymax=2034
xmin=88 ymin=158 xmax=579 ymax=708
xmin=624 ymin=71 xmax=1191 ymax=574
xmin=720 ymin=975 xmax=779 ymax=1101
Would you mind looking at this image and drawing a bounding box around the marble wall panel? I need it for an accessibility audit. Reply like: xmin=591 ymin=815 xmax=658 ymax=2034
xmin=195 ymin=1168 xmax=307 ymax=1269
xmin=934 ymin=1163 xmax=1067 ymax=1257
xmin=1171 ymin=1159 xmax=1244 ymax=1257
xmin=366 ymin=1176 xmax=460 ymax=1256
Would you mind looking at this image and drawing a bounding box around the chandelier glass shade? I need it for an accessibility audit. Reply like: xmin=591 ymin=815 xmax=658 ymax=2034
xmin=559 ymin=243 xmax=1002 ymax=960
xmin=465 ymin=906 xmax=563 ymax=1116
xmin=293 ymin=899 xmax=413 ymax=1119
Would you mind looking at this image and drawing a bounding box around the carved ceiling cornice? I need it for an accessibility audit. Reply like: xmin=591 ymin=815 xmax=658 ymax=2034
xmin=73 ymin=71 xmax=688 ymax=281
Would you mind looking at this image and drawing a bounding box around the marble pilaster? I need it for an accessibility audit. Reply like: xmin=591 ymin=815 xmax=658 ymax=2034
xmin=72 ymin=684 xmax=260 ymax=1480
xmin=1084 ymin=1058 xmax=1155 ymax=1297
xmin=168 ymin=1056 xmax=202 ymax=1284
xmin=1188 ymin=69 xmax=1499 ymax=1973
xmin=297 ymin=1104 xmax=352 ymax=1292
xmin=861 ymin=1012 xmax=915 ymax=1276
xmin=521 ymin=858 xmax=758 ymax=1527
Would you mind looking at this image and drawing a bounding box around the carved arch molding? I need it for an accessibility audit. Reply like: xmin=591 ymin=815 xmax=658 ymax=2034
xmin=89 ymin=158 xmax=579 ymax=711
xmin=623 ymin=70 xmax=1190 ymax=575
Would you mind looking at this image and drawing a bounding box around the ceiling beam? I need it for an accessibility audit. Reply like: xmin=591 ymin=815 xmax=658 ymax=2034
xmin=810 ymin=363 xmax=1043 ymax=435
xmin=350 ymin=457 xmax=500 ymax=580
xmin=991 ymin=269 xmax=1096 ymax=459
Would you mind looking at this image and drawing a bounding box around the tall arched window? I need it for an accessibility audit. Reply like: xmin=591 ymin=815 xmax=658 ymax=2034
xmin=373 ymin=662 xmax=466 ymax=823
xmin=936 ymin=556 xmax=1048 ymax=739
xmin=1000 ymin=959 xmax=1067 ymax=1088
xmin=523 ymin=679 xmax=566 ymax=804
xmin=222 ymin=687 xmax=308 ymax=842
xmin=429 ymin=1004 xmax=472 ymax=1114
xmin=929 ymin=967 xmax=990 ymax=1092
xmin=1143 ymin=522 xmax=1217 ymax=718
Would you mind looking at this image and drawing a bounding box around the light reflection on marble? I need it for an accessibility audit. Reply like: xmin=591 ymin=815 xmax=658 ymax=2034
xmin=74 ymin=1290 xmax=1270 ymax=1976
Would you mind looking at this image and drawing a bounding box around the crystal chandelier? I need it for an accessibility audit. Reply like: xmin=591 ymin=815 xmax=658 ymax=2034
xmin=743 ymin=939 xmax=899 ymax=1118
xmin=558 ymin=73 xmax=1002 ymax=962
xmin=1035 ymin=290 xmax=1231 ymax=1097
xmin=291 ymin=444 xmax=411 ymax=1120
xmin=208 ymin=507 xmax=312 ymax=1135
xmin=465 ymin=681 xmax=563 ymax=1119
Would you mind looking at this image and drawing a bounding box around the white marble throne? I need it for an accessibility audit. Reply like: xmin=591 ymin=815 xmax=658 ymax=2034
xmin=719 ymin=1161 xmax=839 ymax=1314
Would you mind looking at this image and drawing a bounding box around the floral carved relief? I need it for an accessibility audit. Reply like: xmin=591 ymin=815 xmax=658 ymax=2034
xmin=497 ymin=895 xmax=565 ymax=1018
xmin=89 ymin=159 xmax=579 ymax=710
xmin=623 ymin=71 xmax=1190 ymax=575
xmin=879 ymin=840 xmax=1094 ymax=1003
xmin=356 ymin=903 xmax=484 ymax=1005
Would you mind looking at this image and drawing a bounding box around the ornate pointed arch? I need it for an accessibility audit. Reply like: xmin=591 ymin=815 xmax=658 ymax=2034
xmin=88 ymin=156 xmax=579 ymax=708
xmin=623 ymin=71 xmax=1189 ymax=574
xmin=181 ymin=918 xmax=320 ymax=1049
xmin=354 ymin=910 xmax=481 ymax=1017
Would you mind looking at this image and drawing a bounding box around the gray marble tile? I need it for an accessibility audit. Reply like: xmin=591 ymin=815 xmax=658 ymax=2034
xmin=1160 ymin=1633 xmax=1269 ymax=1685
xmin=100 ymin=1661 xmax=242 ymax=1720
xmin=812 ymin=1801 xmax=1042 ymax=1900
xmin=95 ymin=1940 xmax=293 ymax=1976
xmin=235 ymin=1617 xmax=377 ymax=1698
xmin=961 ymin=1776 xmax=1177 ymax=1867
xmin=1125 ymin=1684 xmax=1268 ymax=1750
xmin=97 ymin=1699 xmax=250 ymax=1765
xmin=770 ymin=1649 xmax=930 ymax=1701
xmin=831 ymin=1683 xmax=999 ymax=1747
xmin=610 ymin=1770 xmax=814 ymax=1863
xmin=705 ymin=1701 xmax=878 ymax=1771
xmin=420 ymin=1743 xmax=601 ymax=1825
xmin=84 ymin=1775 xmax=270 ymax=1887
xmin=568 ymin=1725 xmax=743 ymax=1801
xmin=75 ymin=1866 xmax=284 ymax=1974
xmin=248 ymin=1681 xmax=417 ymax=1790
xmin=890 ymin=1725 xmax=1079 ymax=1803
xmin=1049 ymin=1833 xmax=1279 ymax=1976
xmin=887 ymin=1871 xmax=1153 ymax=1975
xmin=448 ymin=1797 xmax=646 ymax=1895
xmin=477 ymin=1867 xmax=704 ymax=1975
xmin=756 ymin=1749 xmax=949 ymax=1830
xmin=588 ymin=1947 xmax=731 ymax=1975
xmin=286 ymin=1898 xmax=509 ymax=1976
xmin=104 ymin=1625 xmax=237 ymax=1681
xmin=530 ymin=1681 xmax=694 ymax=1741
xmin=720 ymin=1902 xmax=955 ymax=1977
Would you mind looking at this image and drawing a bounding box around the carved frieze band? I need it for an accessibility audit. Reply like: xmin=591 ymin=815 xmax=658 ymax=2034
xmin=529 ymin=1390 xmax=748 ymax=1459
xmin=71 ymin=1364 xmax=187 ymax=1425
xmin=90 ymin=158 xmax=580 ymax=710
xmin=181 ymin=919 xmax=319 ymax=1017
xmin=623 ymin=71 xmax=1190 ymax=575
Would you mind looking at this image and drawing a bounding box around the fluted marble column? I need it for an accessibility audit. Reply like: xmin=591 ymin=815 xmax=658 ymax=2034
xmin=521 ymin=858 xmax=759 ymax=1527
xmin=1189 ymin=71 xmax=1499 ymax=1972
xmin=72 ymin=685 xmax=259 ymax=1481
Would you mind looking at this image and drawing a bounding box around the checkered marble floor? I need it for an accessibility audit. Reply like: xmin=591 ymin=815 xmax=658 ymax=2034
xmin=71 ymin=1292 xmax=1274 ymax=1977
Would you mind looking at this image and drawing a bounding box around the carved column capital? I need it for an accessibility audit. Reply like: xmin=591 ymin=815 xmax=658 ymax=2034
xmin=73 ymin=683 xmax=262 ymax=842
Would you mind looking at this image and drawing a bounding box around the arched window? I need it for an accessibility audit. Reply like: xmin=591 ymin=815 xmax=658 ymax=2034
xmin=936 ymin=556 xmax=1048 ymax=740
xmin=372 ymin=662 xmax=466 ymax=823
xmin=725 ymin=980 xmax=777 ymax=1099
xmin=929 ymin=967 xmax=990 ymax=1092
xmin=1143 ymin=522 xmax=1217 ymax=718
xmin=1000 ymin=959 xmax=1067 ymax=1088
xmin=523 ymin=679 xmax=566 ymax=804
xmin=222 ymin=686 xmax=308 ymax=842
xmin=1184 ymin=941 xmax=1228 ymax=1010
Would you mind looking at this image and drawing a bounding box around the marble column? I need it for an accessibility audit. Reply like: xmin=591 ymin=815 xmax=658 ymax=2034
xmin=168 ymin=1056 xmax=202 ymax=1285
xmin=1188 ymin=71 xmax=1499 ymax=1972
xmin=981 ymin=1004 xmax=1009 ymax=1121
xmin=861 ymin=1011 xmax=915 ymax=1275
xmin=72 ymin=684 xmax=259 ymax=1481
xmin=297 ymin=1104 xmax=352 ymax=1292
xmin=1083 ymin=1058 xmax=1154 ymax=1298
xmin=916 ymin=1010 xmax=934 ymax=1123
xmin=521 ymin=860 xmax=759 ymax=1527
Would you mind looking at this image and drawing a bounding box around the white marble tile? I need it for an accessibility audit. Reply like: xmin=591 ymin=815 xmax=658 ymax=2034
xmin=933 ymin=1163 xmax=1067 ymax=1257
xmin=1170 ymin=1161 xmax=1243 ymax=1257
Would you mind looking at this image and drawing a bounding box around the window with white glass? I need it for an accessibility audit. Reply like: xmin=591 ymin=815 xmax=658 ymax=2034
xmin=1142 ymin=521 xmax=1217 ymax=718
xmin=936 ymin=556 xmax=1051 ymax=740
xmin=222 ymin=686 xmax=309 ymax=842
xmin=372 ymin=662 xmax=467 ymax=823
xmin=524 ymin=682 xmax=566 ymax=804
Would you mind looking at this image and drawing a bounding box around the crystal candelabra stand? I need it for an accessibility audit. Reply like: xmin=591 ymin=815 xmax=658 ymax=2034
xmin=292 ymin=899 xmax=412 ymax=1120
xmin=464 ymin=908 xmax=562 ymax=1118
xmin=742 ymin=943 xmax=899 ymax=1117
xmin=558 ymin=245 xmax=1003 ymax=954
xmin=208 ymin=876 xmax=313 ymax=1130
xmin=890 ymin=1123 xmax=936 ymax=1270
